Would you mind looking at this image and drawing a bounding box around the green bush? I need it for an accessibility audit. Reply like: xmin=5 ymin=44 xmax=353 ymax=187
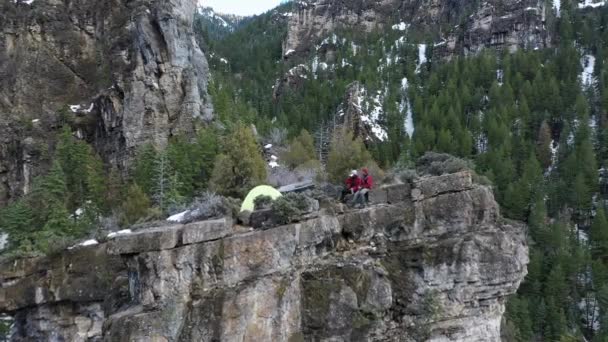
xmin=120 ymin=184 xmax=152 ymax=226
xmin=416 ymin=152 xmax=474 ymax=176
xmin=326 ymin=128 xmax=374 ymax=183
xmin=271 ymin=197 xmax=302 ymax=225
xmin=282 ymin=129 xmax=317 ymax=169
xmin=254 ymin=195 xmax=274 ymax=210
xmin=210 ymin=124 xmax=267 ymax=198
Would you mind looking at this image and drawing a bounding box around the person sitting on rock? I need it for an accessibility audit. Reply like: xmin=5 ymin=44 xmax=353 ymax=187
xmin=340 ymin=170 xmax=361 ymax=203
xmin=354 ymin=167 xmax=373 ymax=208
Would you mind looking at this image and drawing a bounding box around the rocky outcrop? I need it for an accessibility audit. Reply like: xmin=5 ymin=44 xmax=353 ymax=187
xmin=336 ymin=81 xmax=387 ymax=143
xmin=0 ymin=0 xmax=213 ymax=205
xmin=0 ymin=171 xmax=528 ymax=341
xmin=284 ymin=0 xmax=550 ymax=58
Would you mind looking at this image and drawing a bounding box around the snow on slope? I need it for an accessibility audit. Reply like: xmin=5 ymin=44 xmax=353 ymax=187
xmin=416 ymin=44 xmax=428 ymax=73
xmin=554 ymin=0 xmax=561 ymax=16
xmin=579 ymin=0 xmax=606 ymax=8
xmin=581 ymin=54 xmax=596 ymax=88
xmin=401 ymin=78 xmax=415 ymax=137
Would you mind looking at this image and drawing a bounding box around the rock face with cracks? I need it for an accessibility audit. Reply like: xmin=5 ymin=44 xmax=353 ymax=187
xmin=0 ymin=0 xmax=213 ymax=205
xmin=284 ymin=0 xmax=550 ymax=58
xmin=0 ymin=171 xmax=528 ymax=341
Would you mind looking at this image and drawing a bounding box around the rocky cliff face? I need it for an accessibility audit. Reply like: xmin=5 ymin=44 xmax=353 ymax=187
xmin=0 ymin=171 xmax=528 ymax=341
xmin=0 ymin=0 xmax=213 ymax=205
xmin=284 ymin=0 xmax=550 ymax=58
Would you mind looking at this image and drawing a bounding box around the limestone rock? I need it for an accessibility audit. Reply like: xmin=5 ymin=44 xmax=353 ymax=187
xmin=284 ymin=0 xmax=550 ymax=59
xmin=0 ymin=172 xmax=528 ymax=342
xmin=0 ymin=0 xmax=213 ymax=205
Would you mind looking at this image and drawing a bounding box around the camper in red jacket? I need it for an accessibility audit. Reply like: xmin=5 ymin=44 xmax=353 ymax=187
xmin=354 ymin=168 xmax=373 ymax=207
xmin=340 ymin=170 xmax=361 ymax=202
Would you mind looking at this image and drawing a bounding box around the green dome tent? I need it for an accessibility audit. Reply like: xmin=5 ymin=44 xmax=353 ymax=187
xmin=240 ymin=185 xmax=283 ymax=213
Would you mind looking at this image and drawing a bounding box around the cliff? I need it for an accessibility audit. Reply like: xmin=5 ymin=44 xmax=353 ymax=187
xmin=0 ymin=171 xmax=528 ymax=341
xmin=0 ymin=0 xmax=212 ymax=205
xmin=284 ymin=0 xmax=550 ymax=58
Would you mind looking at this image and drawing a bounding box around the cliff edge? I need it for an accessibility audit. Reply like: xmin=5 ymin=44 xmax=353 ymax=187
xmin=0 ymin=171 xmax=528 ymax=341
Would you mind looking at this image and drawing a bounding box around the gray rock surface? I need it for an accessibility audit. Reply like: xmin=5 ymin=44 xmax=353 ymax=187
xmin=0 ymin=0 xmax=213 ymax=205
xmin=0 ymin=171 xmax=528 ymax=341
xmin=284 ymin=0 xmax=550 ymax=58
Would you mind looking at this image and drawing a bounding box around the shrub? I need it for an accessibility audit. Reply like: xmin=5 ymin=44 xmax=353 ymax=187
xmin=326 ymin=128 xmax=374 ymax=183
xmin=282 ymin=129 xmax=317 ymax=169
xmin=181 ymin=192 xmax=242 ymax=223
xmin=398 ymin=169 xmax=419 ymax=183
xmin=120 ymin=184 xmax=152 ymax=226
xmin=271 ymin=193 xmax=318 ymax=225
xmin=271 ymin=197 xmax=302 ymax=225
xmin=254 ymin=195 xmax=274 ymax=210
xmin=416 ymin=152 xmax=474 ymax=176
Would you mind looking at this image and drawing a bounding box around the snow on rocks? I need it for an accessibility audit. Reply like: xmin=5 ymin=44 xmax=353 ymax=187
xmin=400 ymin=78 xmax=415 ymax=137
xmin=107 ymin=229 xmax=133 ymax=239
xmin=69 ymin=103 xmax=95 ymax=113
xmin=68 ymin=239 xmax=99 ymax=250
xmin=284 ymin=49 xmax=295 ymax=57
xmin=579 ymin=0 xmax=606 ymax=9
xmin=357 ymin=89 xmax=388 ymax=141
xmin=392 ymin=22 xmax=409 ymax=31
xmin=167 ymin=210 xmax=189 ymax=223
xmin=415 ymin=44 xmax=427 ymax=74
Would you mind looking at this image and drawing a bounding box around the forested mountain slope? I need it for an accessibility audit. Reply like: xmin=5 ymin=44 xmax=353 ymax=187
xmin=202 ymin=0 xmax=608 ymax=340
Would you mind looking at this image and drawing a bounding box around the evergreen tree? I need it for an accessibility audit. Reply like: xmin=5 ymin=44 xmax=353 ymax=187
xmin=210 ymin=124 xmax=267 ymax=197
xmin=283 ymin=129 xmax=317 ymax=169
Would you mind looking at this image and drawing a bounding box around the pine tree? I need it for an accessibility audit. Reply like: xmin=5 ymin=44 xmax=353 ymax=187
xmin=210 ymin=124 xmax=267 ymax=197
xmin=152 ymin=151 xmax=183 ymax=213
xmin=283 ymin=129 xmax=317 ymax=168
xmin=121 ymin=184 xmax=152 ymax=226
xmin=133 ymin=144 xmax=159 ymax=197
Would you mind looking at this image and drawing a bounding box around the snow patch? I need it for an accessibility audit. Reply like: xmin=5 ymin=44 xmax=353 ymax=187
xmin=553 ymin=0 xmax=561 ymax=16
xmin=264 ymin=144 xmax=273 ymax=149
xmin=107 ymin=229 xmax=133 ymax=239
xmin=284 ymin=49 xmax=295 ymax=57
xmin=269 ymin=161 xmax=280 ymax=168
xmin=579 ymin=0 xmax=606 ymax=9
xmin=416 ymin=44 xmax=427 ymax=73
xmin=581 ymin=54 xmax=596 ymax=88
xmin=357 ymin=89 xmax=388 ymax=141
xmin=497 ymin=69 xmax=504 ymax=86
xmin=68 ymin=239 xmax=99 ymax=249
xmin=401 ymin=78 xmax=415 ymax=137
xmin=0 ymin=233 xmax=8 ymax=251
xmin=392 ymin=22 xmax=409 ymax=31
xmin=167 ymin=211 xmax=189 ymax=223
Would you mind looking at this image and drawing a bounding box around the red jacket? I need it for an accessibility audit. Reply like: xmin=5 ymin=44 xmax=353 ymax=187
xmin=345 ymin=176 xmax=362 ymax=192
xmin=361 ymin=174 xmax=373 ymax=189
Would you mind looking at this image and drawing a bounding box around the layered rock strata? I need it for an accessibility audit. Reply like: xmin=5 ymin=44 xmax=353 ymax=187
xmin=0 ymin=171 xmax=528 ymax=341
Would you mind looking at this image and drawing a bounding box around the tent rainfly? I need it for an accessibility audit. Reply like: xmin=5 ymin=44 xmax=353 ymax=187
xmin=240 ymin=185 xmax=283 ymax=213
